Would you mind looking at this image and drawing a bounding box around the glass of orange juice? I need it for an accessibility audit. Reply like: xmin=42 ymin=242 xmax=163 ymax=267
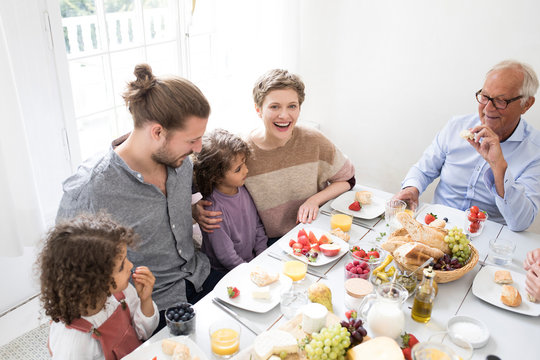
xmin=209 ymin=320 xmax=241 ymax=358
xmin=283 ymin=260 xmax=308 ymax=283
xmin=330 ymin=211 xmax=353 ymax=232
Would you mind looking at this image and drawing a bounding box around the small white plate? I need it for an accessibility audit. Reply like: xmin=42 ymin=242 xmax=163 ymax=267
xmin=330 ymin=191 xmax=385 ymax=219
xmin=213 ymin=263 xmax=292 ymax=313
xmin=123 ymin=335 xmax=208 ymax=360
xmin=472 ymin=266 xmax=540 ymax=316
xmin=415 ymin=204 xmax=464 ymax=229
xmin=279 ymin=226 xmax=349 ymax=267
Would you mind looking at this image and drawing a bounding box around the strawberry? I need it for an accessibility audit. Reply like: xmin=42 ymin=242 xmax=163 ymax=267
xmin=401 ymin=332 xmax=419 ymax=348
xmin=345 ymin=310 xmax=357 ymax=319
xmin=424 ymin=212 xmax=437 ymax=225
xmin=226 ymin=286 xmax=240 ymax=298
xmin=367 ymin=248 xmax=380 ymax=258
xmin=402 ymin=347 xmax=412 ymax=360
xmin=292 ymin=243 xmax=303 ymax=255
xmin=288 ymin=239 xmax=296 ymax=248
xmin=348 ymin=201 xmax=361 ymax=211
xmin=470 ymin=205 xmax=479 ymax=214
xmin=477 ymin=211 xmax=486 ymax=220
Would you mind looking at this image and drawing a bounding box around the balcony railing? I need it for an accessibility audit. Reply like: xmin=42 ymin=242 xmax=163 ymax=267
xmin=62 ymin=8 xmax=172 ymax=57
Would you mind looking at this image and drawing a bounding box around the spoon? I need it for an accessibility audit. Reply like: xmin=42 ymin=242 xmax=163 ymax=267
xmin=405 ymin=257 xmax=434 ymax=278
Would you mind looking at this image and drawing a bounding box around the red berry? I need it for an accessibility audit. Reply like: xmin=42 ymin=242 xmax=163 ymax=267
xmin=470 ymin=205 xmax=479 ymax=214
xmin=348 ymin=201 xmax=361 ymax=211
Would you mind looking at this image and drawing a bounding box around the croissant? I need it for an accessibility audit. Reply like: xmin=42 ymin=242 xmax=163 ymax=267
xmin=396 ymin=212 xmax=451 ymax=255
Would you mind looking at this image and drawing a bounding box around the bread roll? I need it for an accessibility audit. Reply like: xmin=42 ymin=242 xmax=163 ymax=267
xmin=355 ymin=191 xmax=372 ymax=205
xmin=391 ymin=228 xmax=409 ymax=237
xmin=250 ymin=266 xmax=279 ymax=287
xmin=396 ymin=212 xmax=450 ymax=255
xmin=501 ymin=285 xmax=522 ymax=307
xmin=428 ymin=218 xmax=447 ymax=229
xmin=494 ymin=270 xmax=513 ymax=284
xmin=381 ymin=237 xmax=412 ymax=253
xmin=527 ymin=293 xmax=537 ymax=303
xmin=393 ymin=242 xmax=444 ymax=267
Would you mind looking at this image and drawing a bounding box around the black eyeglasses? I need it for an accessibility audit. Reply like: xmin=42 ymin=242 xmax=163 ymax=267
xmin=475 ymin=89 xmax=523 ymax=110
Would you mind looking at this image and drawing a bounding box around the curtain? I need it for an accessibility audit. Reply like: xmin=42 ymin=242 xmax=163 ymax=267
xmin=0 ymin=18 xmax=44 ymax=257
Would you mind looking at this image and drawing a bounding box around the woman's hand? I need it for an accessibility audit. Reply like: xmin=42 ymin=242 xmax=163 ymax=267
xmin=132 ymin=266 xmax=156 ymax=317
xmin=297 ymin=198 xmax=320 ymax=224
xmin=525 ymin=263 xmax=540 ymax=302
xmin=523 ymin=248 xmax=540 ymax=270
xmin=192 ymin=200 xmax=222 ymax=233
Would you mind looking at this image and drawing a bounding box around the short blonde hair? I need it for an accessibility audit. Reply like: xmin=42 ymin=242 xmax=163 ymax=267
xmin=252 ymin=69 xmax=305 ymax=108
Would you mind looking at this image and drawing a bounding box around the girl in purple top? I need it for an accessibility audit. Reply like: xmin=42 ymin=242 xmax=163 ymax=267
xmin=193 ymin=129 xmax=268 ymax=278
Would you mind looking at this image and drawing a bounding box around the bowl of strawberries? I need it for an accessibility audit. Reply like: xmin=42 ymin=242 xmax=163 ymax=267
xmin=349 ymin=245 xmax=386 ymax=268
xmin=464 ymin=206 xmax=488 ymax=237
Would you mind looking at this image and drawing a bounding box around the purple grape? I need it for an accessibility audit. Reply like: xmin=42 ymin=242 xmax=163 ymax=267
xmin=359 ymin=327 xmax=367 ymax=337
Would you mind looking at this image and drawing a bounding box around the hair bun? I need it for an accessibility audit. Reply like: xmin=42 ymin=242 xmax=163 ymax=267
xmin=123 ymin=63 xmax=156 ymax=104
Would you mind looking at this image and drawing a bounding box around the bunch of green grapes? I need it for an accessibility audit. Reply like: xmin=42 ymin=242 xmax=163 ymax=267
xmin=304 ymin=324 xmax=351 ymax=360
xmin=444 ymin=226 xmax=471 ymax=264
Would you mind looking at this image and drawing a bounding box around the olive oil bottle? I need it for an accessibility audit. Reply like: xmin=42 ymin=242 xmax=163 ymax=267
xmin=411 ymin=267 xmax=436 ymax=323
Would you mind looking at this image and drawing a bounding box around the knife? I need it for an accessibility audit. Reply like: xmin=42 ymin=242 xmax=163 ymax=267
xmin=267 ymin=252 xmax=328 ymax=279
xmin=212 ymin=297 xmax=262 ymax=335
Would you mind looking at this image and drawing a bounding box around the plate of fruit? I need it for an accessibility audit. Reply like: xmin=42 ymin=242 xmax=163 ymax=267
xmin=280 ymin=226 xmax=349 ymax=266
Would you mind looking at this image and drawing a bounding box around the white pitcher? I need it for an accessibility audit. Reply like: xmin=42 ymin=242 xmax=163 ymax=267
xmin=358 ymin=282 xmax=408 ymax=339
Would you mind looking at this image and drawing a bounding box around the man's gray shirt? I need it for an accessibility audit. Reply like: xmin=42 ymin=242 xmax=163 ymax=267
xmin=56 ymin=139 xmax=210 ymax=310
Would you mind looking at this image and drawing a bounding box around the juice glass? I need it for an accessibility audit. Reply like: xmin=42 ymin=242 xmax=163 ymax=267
xmin=209 ymin=321 xmax=241 ymax=358
xmin=283 ymin=260 xmax=307 ymax=282
xmin=330 ymin=212 xmax=353 ymax=232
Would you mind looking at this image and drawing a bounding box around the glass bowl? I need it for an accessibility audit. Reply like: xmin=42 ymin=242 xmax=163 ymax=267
xmin=349 ymin=245 xmax=386 ymax=268
xmin=464 ymin=209 xmax=488 ymax=237
xmin=165 ymin=302 xmax=196 ymax=336
xmin=344 ymin=258 xmax=371 ymax=280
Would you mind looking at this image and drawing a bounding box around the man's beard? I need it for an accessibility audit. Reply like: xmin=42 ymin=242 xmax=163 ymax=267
xmin=152 ymin=146 xmax=193 ymax=168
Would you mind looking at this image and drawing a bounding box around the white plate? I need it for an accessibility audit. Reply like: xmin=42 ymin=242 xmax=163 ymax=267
xmin=279 ymin=226 xmax=349 ymax=266
xmin=415 ymin=204 xmax=465 ymax=230
xmin=471 ymin=265 xmax=540 ymax=316
xmin=213 ymin=263 xmax=292 ymax=313
xmin=123 ymin=335 xmax=208 ymax=360
xmin=330 ymin=191 xmax=385 ymax=219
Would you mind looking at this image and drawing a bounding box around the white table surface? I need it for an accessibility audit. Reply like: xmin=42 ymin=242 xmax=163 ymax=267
xmin=133 ymin=185 xmax=539 ymax=360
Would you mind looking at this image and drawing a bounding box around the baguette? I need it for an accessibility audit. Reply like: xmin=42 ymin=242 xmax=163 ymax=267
xmin=396 ymin=212 xmax=451 ymax=255
xmin=494 ymin=270 xmax=513 ymax=284
xmin=501 ymin=285 xmax=522 ymax=307
xmin=393 ymin=242 xmax=444 ymax=267
xmin=381 ymin=237 xmax=411 ymax=253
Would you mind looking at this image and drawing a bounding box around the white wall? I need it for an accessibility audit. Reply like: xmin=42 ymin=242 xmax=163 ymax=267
xmin=297 ymin=0 xmax=540 ymax=232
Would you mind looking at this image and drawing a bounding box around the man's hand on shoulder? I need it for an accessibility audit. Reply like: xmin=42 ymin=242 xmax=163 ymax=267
xmin=192 ymin=199 xmax=222 ymax=233
xmin=394 ymin=187 xmax=420 ymax=211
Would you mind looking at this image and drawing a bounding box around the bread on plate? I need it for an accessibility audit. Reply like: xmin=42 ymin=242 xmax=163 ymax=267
xmin=494 ymin=270 xmax=513 ymax=284
xmin=355 ymin=191 xmax=372 ymax=205
xmin=250 ymin=266 xmax=279 ymax=287
xmin=501 ymin=284 xmax=522 ymax=307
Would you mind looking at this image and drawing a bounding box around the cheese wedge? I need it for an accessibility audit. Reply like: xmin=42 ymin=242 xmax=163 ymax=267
xmin=346 ymin=337 xmax=404 ymax=360
xmin=253 ymin=330 xmax=297 ymax=360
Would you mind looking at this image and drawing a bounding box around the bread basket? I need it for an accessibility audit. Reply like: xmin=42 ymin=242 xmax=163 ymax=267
xmin=394 ymin=244 xmax=479 ymax=284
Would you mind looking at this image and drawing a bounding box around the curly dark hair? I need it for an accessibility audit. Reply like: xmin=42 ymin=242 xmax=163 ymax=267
xmin=37 ymin=213 xmax=137 ymax=325
xmin=193 ymin=129 xmax=251 ymax=197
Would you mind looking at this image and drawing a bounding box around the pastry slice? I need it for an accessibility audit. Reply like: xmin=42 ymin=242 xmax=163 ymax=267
xmin=494 ymin=270 xmax=513 ymax=284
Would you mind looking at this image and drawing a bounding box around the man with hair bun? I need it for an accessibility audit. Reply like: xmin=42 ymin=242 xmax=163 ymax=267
xmin=57 ymin=63 xmax=219 ymax=332
xmin=395 ymin=60 xmax=540 ymax=231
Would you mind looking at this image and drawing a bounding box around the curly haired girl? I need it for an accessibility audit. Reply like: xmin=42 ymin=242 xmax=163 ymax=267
xmin=39 ymin=213 xmax=158 ymax=360
xmin=193 ymin=129 xmax=267 ymax=277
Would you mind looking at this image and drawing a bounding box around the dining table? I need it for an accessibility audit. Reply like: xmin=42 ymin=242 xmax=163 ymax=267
xmin=130 ymin=185 xmax=540 ymax=360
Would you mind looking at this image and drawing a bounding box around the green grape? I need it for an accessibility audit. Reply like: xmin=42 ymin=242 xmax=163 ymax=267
xmin=321 ymin=354 xmax=328 ymax=360
xmin=329 ymin=352 xmax=338 ymax=360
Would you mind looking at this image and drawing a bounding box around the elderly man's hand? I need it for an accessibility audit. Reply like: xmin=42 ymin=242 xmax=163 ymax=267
xmin=468 ymin=125 xmax=507 ymax=170
xmin=524 ymin=248 xmax=540 ymax=271
xmin=192 ymin=199 xmax=222 ymax=233
xmin=525 ymin=263 xmax=540 ymax=302
xmin=394 ymin=187 xmax=420 ymax=211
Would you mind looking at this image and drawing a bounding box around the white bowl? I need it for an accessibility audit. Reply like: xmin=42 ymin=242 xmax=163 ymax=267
xmin=447 ymin=315 xmax=489 ymax=349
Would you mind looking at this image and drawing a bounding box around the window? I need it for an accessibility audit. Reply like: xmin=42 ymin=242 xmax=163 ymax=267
xmin=59 ymin=0 xmax=186 ymax=159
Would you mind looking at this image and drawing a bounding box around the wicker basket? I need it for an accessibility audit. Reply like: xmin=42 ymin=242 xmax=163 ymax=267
xmin=394 ymin=244 xmax=479 ymax=284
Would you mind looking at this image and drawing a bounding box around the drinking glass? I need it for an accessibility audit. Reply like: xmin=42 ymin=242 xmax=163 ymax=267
xmin=280 ymin=260 xmax=309 ymax=319
xmin=489 ymin=238 xmax=516 ymax=266
xmin=209 ymin=320 xmax=241 ymax=358
xmin=385 ymin=199 xmax=406 ymax=232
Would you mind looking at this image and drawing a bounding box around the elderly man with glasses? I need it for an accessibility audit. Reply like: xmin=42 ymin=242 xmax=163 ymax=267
xmin=395 ymin=60 xmax=540 ymax=231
